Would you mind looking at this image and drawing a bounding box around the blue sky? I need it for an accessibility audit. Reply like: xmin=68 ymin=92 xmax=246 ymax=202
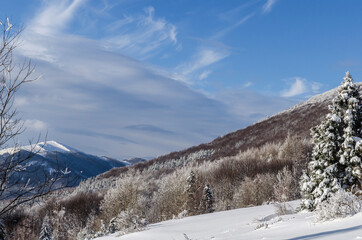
xmin=3 ymin=0 xmax=362 ymax=158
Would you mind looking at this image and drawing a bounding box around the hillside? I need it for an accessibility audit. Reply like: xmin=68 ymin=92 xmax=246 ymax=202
xmin=5 ymin=83 xmax=362 ymax=240
xmin=96 ymin=200 xmax=362 ymax=240
xmin=102 ymin=84 xmax=360 ymax=179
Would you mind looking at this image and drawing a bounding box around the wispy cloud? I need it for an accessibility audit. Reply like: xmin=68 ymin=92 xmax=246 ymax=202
xmin=14 ymin=1 xmax=242 ymax=158
xmin=262 ymin=0 xmax=277 ymax=14
xmin=281 ymin=77 xmax=322 ymax=98
xmin=214 ymin=0 xmax=276 ymax=39
xmin=19 ymin=0 xmax=86 ymax=63
xmin=213 ymin=13 xmax=255 ymax=39
xmin=199 ymin=70 xmax=212 ymax=80
xmin=32 ymin=0 xmax=86 ymax=35
xmin=178 ymin=48 xmax=230 ymax=76
xmin=24 ymin=119 xmax=48 ymax=132
xmin=102 ymin=6 xmax=178 ymax=59
xmin=14 ymin=0 xmax=296 ymax=159
xmin=311 ymin=82 xmax=322 ymax=93
xmin=124 ymin=124 xmax=174 ymax=135
xmin=216 ymin=87 xmax=298 ymax=121
xmin=244 ymin=81 xmax=252 ymax=88
xmin=218 ymin=0 xmax=261 ymax=22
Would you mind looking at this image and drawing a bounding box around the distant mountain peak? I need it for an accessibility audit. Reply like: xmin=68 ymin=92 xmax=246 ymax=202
xmin=0 ymin=140 xmax=129 ymax=187
xmin=35 ymin=141 xmax=77 ymax=153
xmin=0 ymin=140 xmax=77 ymax=156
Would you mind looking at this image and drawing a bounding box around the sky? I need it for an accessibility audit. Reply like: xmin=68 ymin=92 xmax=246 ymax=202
xmin=2 ymin=0 xmax=362 ymax=159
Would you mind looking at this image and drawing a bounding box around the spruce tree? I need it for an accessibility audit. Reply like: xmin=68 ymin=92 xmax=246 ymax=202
xmin=185 ymin=171 xmax=198 ymax=215
xmin=301 ymin=72 xmax=362 ymax=210
xmin=108 ymin=217 xmax=118 ymax=234
xmin=0 ymin=220 xmax=5 ymax=240
xmin=335 ymin=72 xmax=362 ymax=191
xmin=39 ymin=216 xmax=52 ymax=240
xmin=203 ymin=184 xmax=214 ymax=213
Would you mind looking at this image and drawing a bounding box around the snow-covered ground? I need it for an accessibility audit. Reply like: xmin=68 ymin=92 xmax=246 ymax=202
xmin=96 ymin=200 xmax=362 ymax=240
xmin=0 ymin=140 xmax=75 ymax=156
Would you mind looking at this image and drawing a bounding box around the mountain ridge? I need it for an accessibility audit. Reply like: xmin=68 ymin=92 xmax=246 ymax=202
xmin=100 ymin=83 xmax=362 ymax=179
xmin=0 ymin=141 xmax=145 ymax=187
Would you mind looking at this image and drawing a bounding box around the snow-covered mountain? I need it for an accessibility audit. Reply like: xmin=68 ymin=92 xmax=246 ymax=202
xmin=0 ymin=140 xmax=77 ymax=156
xmin=0 ymin=141 xmax=131 ymax=187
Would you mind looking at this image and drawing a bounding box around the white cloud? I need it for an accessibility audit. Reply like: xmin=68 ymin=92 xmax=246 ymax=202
xmin=262 ymin=0 xmax=277 ymax=14
xmin=281 ymin=77 xmax=323 ymax=98
xmin=102 ymin=6 xmax=178 ymax=59
xmin=216 ymin=88 xmax=298 ymax=121
xmin=21 ymin=2 xmax=178 ymax=62
xmin=244 ymin=81 xmax=252 ymax=88
xmin=24 ymin=119 xmax=48 ymax=132
xmin=179 ymin=49 xmax=230 ymax=76
xmin=15 ymin=97 xmax=30 ymax=107
xmin=282 ymin=78 xmax=307 ymax=97
xmin=199 ymin=70 xmax=212 ymax=80
xmin=19 ymin=0 xmax=86 ymax=63
xmin=311 ymin=82 xmax=322 ymax=93
xmin=32 ymin=0 xmax=86 ymax=35
xmin=213 ymin=13 xmax=255 ymax=39
xmin=13 ymin=1 xmax=242 ymax=158
xmin=106 ymin=15 xmax=134 ymax=32
xmin=169 ymin=25 xmax=177 ymax=44
xmin=13 ymin=0 xmax=303 ymax=159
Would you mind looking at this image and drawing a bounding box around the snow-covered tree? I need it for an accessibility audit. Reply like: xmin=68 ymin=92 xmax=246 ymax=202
xmin=185 ymin=171 xmax=197 ymax=214
xmin=39 ymin=216 xmax=52 ymax=240
xmin=202 ymin=184 xmax=214 ymax=213
xmin=108 ymin=217 xmax=118 ymax=234
xmin=335 ymin=73 xmax=362 ymax=191
xmin=301 ymin=72 xmax=362 ymax=210
xmin=0 ymin=18 xmax=73 ymax=218
xmin=0 ymin=220 xmax=5 ymax=240
xmin=300 ymin=111 xmax=342 ymax=209
xmin=315 ymin=188 xmax=362 ymax=221
xmin=186 ymin=171 xmax=196 ymax=193
xmin=77 ymin=226 xmax=95 ymax=240
xmin=107 ymin=210 xmax=147 ymax=236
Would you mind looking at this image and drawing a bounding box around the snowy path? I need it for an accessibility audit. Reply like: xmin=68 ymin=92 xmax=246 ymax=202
xmin=96 ymin=201 xmax=362 ymax=240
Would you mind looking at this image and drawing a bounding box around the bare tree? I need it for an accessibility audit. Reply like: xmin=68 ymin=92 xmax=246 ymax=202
xmin=0 ymin=18 xmax=74 ymax=218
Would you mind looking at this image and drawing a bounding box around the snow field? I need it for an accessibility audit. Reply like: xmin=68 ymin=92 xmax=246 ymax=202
xmin=96 ymin=200 xmax=362 ymax=240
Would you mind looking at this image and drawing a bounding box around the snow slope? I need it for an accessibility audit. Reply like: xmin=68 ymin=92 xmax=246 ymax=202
xmin=0 ymin=140 xmax=76 ymax=156
xmin=96 ymin=201 xmax=362 ymax=240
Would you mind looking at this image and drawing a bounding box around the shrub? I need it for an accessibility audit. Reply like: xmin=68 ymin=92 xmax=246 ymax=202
xmin=274 ymin=202 xmax=295 ymax=216
xmin=233 ymin=173 xmax=276 ymax=207
xmin=273 ymin=167 xmax=297 ymax=202
xmin=100 ymin=175 xmax=143 ymax=223
xmin=315 ymin=189 xmax=362 ymax=221
xmin=151 ymin=171 xmax=188 ymax=221
xmin=58 ymin=191 xmax=103 ymax=228
xmin=109 ymin=209 xmax=147 ymax=236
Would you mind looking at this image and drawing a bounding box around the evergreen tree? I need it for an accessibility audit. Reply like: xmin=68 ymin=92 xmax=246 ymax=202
xmin=39 ymin=216 xmax=52 ymax=240
xmin=108 ymin=217 xmax=118 ymax=234
xmin=0 ymin=220 xmax=5 ymax=240
xmin=185 ymin=171 xmax=198 ymax=215
xmin=202 ymin=184 xmax=214 ymax=213
xmin=186 ymin=171 xmax=196 ymax=193
xmin=301 ymin=72 xmax=362 ymax=210
xmin=335 ymin=72 xmax=362 ymax=190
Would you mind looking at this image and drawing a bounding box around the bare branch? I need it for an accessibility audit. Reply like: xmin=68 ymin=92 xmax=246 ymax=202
xmin=0 ymin=19 xmax=75 ymax=218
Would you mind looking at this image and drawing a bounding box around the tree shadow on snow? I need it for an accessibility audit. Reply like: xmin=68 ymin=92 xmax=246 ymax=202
xmin=287 ymin=225 xmax=362 ymax=240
